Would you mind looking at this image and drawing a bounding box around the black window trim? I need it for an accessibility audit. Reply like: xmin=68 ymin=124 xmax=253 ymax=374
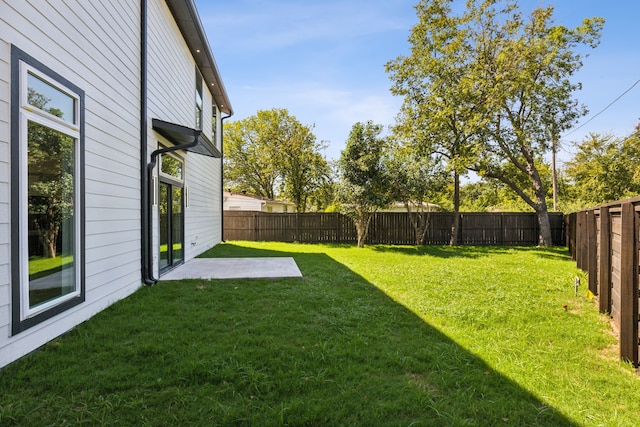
xmin=10 ymin=45 xmax=86 ymax=335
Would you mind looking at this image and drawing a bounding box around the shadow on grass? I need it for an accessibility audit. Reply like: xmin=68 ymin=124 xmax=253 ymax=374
xmin=0 ymin=243 xmax=577 ymax=426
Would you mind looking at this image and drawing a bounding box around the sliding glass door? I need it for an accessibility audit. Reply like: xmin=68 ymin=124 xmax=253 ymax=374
xmin=159 ymin=181 xmax=184 ymax=273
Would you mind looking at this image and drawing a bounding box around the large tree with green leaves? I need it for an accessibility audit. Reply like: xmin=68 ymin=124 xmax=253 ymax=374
xmin=387 ymin=0 xmax=603 ymax=246
xmin=386 ymin=0 xmax=486 ymax=245
xmin=565 ymin=128 xmax=640 ymax=208
xmin=336 ymin=121 xmax=391 ymax=247
xmin=223 ymin=108 xmax=330 ymax=211
xmin=471 ymin=2 xmax=603 ymax=245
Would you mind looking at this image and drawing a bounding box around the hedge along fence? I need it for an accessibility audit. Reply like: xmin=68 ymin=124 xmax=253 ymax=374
xmin=224 ymin=211 xmax=566 ymax=246
xmin=566 ymin=196 xmax=640 ymax=366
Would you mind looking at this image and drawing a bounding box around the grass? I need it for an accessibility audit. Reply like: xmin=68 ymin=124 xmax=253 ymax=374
xmin=1 ymin=242 xmax=639 ymax=426
xmin=28 ymin=255 xmax=73 ymax=279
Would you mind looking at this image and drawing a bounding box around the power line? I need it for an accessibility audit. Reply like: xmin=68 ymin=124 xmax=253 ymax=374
xmin=562 ymin=78 xmax=640 ymax=138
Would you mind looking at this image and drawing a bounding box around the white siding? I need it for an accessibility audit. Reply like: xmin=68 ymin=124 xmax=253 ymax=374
xmin=148 ymin=0 xmax=223 ymax=270
xmin=0 ymin=0 xmax=227 ymax=368
xmin=0 ymin=37 xmax=10 ymax=356
xmin=224 ymin=195 xmax=265 ymax=211
xmin=0 ymin=0 xmax=143 ymax=368
xmin=184 ymin=153 xmax=222 ymax=258
xmin=148 ymin=0 xmax=194 ymax=127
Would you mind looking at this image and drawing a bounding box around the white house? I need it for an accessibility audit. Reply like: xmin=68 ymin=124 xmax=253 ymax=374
xmin=381 ymin=201 xmax=442 ymax=213
xmin=0 ymin=0 xmax=232 ymax=368
xmin=223 ymin=191 xmax=295 ymax=213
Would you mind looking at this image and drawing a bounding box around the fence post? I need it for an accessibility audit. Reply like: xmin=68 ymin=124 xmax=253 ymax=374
xmin=253 ymin=213 xmax=258 ymax=241
xmin=619 ymin=203 xmax=638 ymax=365
xmin=587 ymin=210 xmax=598 ymax=295
xmin=578 ymin=211 xmax=589 ymax=271
xmin=599 ymin=207 xmax=612 ymax=314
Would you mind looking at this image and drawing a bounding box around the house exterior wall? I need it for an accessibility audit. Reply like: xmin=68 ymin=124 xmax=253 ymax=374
xmin=0 ymin=28 xmax=10 ymax=354
xmin=224 ymin=195 xmax=264 ymax=211
xmin=0 ymin=0 xmax=226 ymax=368
xmin=147 ymin=0 xmax=221 ymax=272
xmin=264 ymin=201 xmax=293 ymax=213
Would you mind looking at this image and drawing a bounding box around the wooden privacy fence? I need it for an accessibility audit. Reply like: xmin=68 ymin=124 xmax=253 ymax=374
xmin=566 ymin=196 xmax=640 ymax=365
xmin=224 ymin=211 xmax=565 ymax=246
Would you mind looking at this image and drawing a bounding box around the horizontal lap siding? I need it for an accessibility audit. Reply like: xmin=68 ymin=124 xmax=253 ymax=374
xmin=148 ymin=0 xmax=222 ymax=268
xmin=0 ymin=39 xmax=10 ymax=349
xmin=184 ymin=155 xmax=222 ymax=259
xmin=0 ymin=0 xmax=142 ymax=367
xmin=148 ymin=0 xmax=193 ymax=127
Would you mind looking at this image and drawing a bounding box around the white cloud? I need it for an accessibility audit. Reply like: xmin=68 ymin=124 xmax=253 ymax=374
xmin=227 ymin=81 xmax=401 ymax=159
xmin=201 ymin=0 xmax=415 ymax=52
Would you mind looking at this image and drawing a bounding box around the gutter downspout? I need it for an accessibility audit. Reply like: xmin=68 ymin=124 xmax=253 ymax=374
xmin=220 ymin=112 xmax=233 ymax=242
xmin=141 ymin=0 xmax=155 ymax=285
xmin=144 ymin=133 xmax=202 ymax=285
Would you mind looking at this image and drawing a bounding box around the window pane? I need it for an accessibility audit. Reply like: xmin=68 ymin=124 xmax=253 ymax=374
xmin=159 ymin=183 xmax=169 ymax=271
xmin=27 ymin=121 xmax=76 ymax=308
xmin=172 ymin=187 xmax=183 ymax=264
xmin=28 ymin=72 xmax=76 ymax=124
xmin=161 ymin=155 xmax=183 ymax=180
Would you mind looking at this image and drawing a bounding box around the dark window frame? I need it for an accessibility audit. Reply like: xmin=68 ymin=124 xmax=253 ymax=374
xmin=158 ymin=152 xmax=185 ymax=274
xmin=10 ymin=45 xmax=86 ymax=335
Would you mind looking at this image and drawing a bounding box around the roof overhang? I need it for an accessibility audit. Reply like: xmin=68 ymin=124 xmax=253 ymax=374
xmin=164 ymin=0 xmax=233 ymax=115
xmin=152 ymin=118 xmax=221 ymax=158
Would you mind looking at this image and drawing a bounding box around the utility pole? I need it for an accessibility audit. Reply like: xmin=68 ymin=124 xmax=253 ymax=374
xmin=552 ymin=137 xmax=558 ymax=212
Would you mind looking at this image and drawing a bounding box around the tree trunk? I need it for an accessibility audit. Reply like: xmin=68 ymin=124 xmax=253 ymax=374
xmin=532 ymin=174 xmax=553 ymax=246
xmin=356 ymin=211 xmax=372 ymax=248
xmin=356 ymin=222 xmax=366 ymax=248
xmin=449 ymin=171 xmax=460 ymax=246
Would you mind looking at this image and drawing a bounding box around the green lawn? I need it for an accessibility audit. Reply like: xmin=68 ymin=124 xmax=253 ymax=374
xmin=28 ymin=255 xmax=74 ymax=279
xmin=1 ymin=242 xmax=638 ymax=426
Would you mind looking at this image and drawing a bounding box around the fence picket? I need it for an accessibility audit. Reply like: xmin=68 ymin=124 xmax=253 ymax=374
xmin=224 ymin=211 xmax=565 ymax=246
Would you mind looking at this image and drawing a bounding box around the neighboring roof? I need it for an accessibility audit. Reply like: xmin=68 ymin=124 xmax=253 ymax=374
xmin=165 ymin=0 xmax=233 ymax=115
xmin=224 ymin=191 xmax=295 ymax=206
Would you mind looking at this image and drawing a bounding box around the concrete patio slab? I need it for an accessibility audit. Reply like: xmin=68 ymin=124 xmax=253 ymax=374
xmin=159 ymin=257 xmax=303 ymax=280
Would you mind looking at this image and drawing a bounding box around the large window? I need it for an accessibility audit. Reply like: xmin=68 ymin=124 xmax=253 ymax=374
xmin=11 ymin=46 xmax=85 ymax=334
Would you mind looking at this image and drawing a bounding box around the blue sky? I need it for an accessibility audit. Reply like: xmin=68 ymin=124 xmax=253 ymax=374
xmin=195 ymin=0 xmax=640 ymax=164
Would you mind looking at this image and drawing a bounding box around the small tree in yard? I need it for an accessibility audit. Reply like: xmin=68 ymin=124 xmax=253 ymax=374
xmin=336 ymin=121 xmax=391 ymax=248
xmin=387 ymin=145 xmax=447 ymax=245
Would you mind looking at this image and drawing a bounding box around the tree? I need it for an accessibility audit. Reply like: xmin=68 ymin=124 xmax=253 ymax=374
xmin=223 ymin=108 xmax=330 ymax=211
xmin=27 ymin=89 xmax=75 ymax=258
xmin=386 ymin=0 xmax=486 ymax=245
xmin=336 ymin=121 xmax=391 ymax=247
xmin=565 ymin=129 xmax=640 ymax=208
xmin=470 ymin=2 xmax=603 ymax=245
xmin=387 ymin=0 xmax=603 ymax=246
xmin=224 ymin=111 xmax=280 ymax=200
xmin=387 ymin=144 xmax=447 ymax=244
xmin=278 ymin=131 xmax=332 ymax=213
